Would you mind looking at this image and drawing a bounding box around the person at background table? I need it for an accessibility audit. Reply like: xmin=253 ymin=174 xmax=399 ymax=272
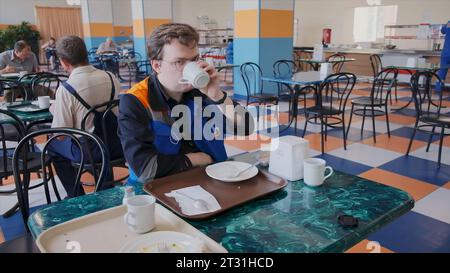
xmin=0 ymin=40 xmax=41 ymax=102
xmin=436 ymin=20 xmax=450 ymax=92
xmin=0 ymin=40 xmax=40 ymax=74
xmin=118 ymin=23 xmax=253 ymax=184
xmin=41 ymin=37 xmax=58 ymax=71
xmin=48 ymin=35 xmax=122 ymax=198
xmin=96 ymin=37 xmax=118 ymax=55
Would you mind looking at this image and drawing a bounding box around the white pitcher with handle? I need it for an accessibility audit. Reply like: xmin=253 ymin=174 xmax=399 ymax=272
xmin=269 ymin=136 xmax=310 ymax=181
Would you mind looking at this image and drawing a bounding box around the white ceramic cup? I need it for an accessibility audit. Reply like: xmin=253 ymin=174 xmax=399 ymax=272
xmin=38 ymin=96 xmax=51 ymax=109
xmin=123 ymin=195 xmax=156 ymax=234
xmin=179 ymin=62 xmax=210 ymax=89
xmin=303 ymin=158 xmax=333 ymax=187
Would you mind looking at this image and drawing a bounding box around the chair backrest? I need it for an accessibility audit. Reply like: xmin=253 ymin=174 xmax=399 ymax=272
xmin=17 ymin=72 xmax=53 ymax=101
xmin=410 ymin=71 xmax=445 ymax=118
xmin=99 ymin=53 xmax=121 ymax=76
xmin=31 ymin=73 xmax=64 ymax=100
xmin=273 ymin=60 xmax=298 ymax=96
xmin=370 ymin=68 xmax=399 ymax=103
xmin=319 ymin=72 xmax=357 ymax=112
xmin=0 ymin=78 xmax=18 ymax=97
xmin=81 ymin=99 xmax=123 ymax=160
xmin=370 ymin=54 xmax=383 ymax=78
xmin=327 ymin=53 xmax=346 ymax=73
xmin=240 ymin=62 xmax=263 ymax=97
xmin=136 ymin=60 xmax=152 ymax=80
xmin=12 ymin=128 xmax=110 ymax=224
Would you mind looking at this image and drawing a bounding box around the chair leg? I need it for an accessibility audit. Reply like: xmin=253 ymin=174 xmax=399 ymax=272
xmin=394 ymin=82 xmax=398 ymax=102
xmin=426 ymin=126 xmax=436 ymax=153
xmin=361 ymin=106 xmax=367 ymax=137
xmin=406 ymin=120 xmax=419 ymax=155
xmin=385 ymin=104 xmax=391 ymax=138
xmin=302 ymin=113 xmax=309 ymax=138
xmin=342 ymin=114 xmax=347 ymax=150
xmin=371 ymin=106 xmax=377 ymax=143
xmin=438 ymin=126 xmax=445 ymax=168
xmin=346 ymin=104 xmax=355 ymax=138
xmin=325 ymin=116 xmax=328 ymax=141
xmin=320 ymin=116 xmax=325 ymax=154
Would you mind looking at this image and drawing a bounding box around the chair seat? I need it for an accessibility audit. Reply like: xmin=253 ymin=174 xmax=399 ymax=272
xmin=305 ymin=105 xmax=342 ymax=116
xmin=351 ymin=97 xmax=386 ymax=106
xmin=420 ymin=114 xmax=450 ymax=126
xmin=249 ymin=93 xmax=278 ymax=102
xmin=0 ymin=152 xmax=47 ymax=177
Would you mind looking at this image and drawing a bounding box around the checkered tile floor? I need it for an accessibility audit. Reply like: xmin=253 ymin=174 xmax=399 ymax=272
xmin=1 ymin=70 xmax=450 ymax=253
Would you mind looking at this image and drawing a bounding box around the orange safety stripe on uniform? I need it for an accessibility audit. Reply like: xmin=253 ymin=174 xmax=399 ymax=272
xmin=126 ymin=78 xmax=150 ymax=109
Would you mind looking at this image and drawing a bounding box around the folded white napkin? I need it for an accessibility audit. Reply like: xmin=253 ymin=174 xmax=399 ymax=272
xmin=165 ymin=185 xmax=221 ymax=216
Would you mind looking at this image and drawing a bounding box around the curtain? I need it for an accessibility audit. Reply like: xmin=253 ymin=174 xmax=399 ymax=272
xmin=35 ymin=6 xmax=83 ymax=64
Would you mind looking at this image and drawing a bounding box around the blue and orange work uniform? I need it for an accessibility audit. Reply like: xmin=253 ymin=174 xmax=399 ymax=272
xmin=437 ymin=20 xmax=450 ymax=91
xmin=118 ymin=73 xmax=252 ymax=184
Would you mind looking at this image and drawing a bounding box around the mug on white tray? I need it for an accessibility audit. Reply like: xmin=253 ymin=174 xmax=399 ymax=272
xmin=303 ymin=158 xmax=333 ymax=187
xmin=178 ymin=62 xmax=210 ymax=89
xmin=123 ymin=195 xmax=156 ymax=234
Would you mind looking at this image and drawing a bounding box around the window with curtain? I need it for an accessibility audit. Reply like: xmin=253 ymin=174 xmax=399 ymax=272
xmin=35 ymin=6 xmax=83 ymax=63
xmin=353 ymin=5 xmax=398 ymax=43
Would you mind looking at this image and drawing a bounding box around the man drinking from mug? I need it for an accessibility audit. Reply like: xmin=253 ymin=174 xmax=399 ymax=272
xmin=118 ymin=23 xmax=254 ymax=184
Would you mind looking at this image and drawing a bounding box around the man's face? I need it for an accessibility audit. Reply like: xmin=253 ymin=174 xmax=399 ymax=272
xmin=15 ymin=47 xmax=31 ymax=61
xmin=153 ymin=39 xmax=200 ymax=94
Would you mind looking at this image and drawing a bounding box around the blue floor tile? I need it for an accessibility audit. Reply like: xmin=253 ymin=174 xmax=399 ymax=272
xmin=315 ymin=153 xmax=373 ymax=176
xmin=258 ymin=125 xmax=313 ymax=138
xmin=0 ymin=206 xmax=45 ymax=241
xmin=368 ymin=211 xmax=450 ymax=253
xmin=327 ymin=127 xmax=378 ymax=142
xmin=379 ymin=155 xmax=450 ymax=186
xmin=393 ymin=108 xmax=417 ymax=117
xmin=391 ymin=127 xmax=442 ymax=143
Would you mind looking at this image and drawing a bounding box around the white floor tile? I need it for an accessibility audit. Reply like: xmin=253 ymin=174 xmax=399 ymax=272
xmin=409 ymin=144 xmax=450 ymax=166
xmin=327 ymin=143 xmax=403 ymax=167
xmin=348 ymin=119 xmax=404 ymax=134
xmin=413 ymin=188 xmax=450 ymax=224
xmin=0 ymin=178 xmax=67 ymax=215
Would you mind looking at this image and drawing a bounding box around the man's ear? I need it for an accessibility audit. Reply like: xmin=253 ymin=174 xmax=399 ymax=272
xmin=151 ymin=60 xmax=161 ymax=74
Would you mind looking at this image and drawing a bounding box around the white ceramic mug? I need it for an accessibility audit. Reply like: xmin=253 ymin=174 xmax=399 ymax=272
xmin=123 ymin=195 xmax=156 ymax=234
xmin=179 ymin=62 xmax=210 ymax=89
xmin=38 ymin=96 xmax=51 ymax=109
xmin=303 ymin=158 xmax=333 ymax=187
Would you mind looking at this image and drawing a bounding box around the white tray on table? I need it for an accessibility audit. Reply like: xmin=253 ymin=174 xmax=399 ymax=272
xmin=36 ymin=203 xmax=228 ymax=253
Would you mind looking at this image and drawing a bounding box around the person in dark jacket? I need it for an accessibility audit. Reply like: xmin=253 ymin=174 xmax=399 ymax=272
xmin=118 ymin=23 xmax=253 ymax=184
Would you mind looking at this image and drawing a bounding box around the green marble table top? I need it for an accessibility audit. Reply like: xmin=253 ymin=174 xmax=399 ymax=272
xmin=0 ymin=102 xmax=53 ymax=124
xmin=28 ymin=152 xmax=414 ymax=253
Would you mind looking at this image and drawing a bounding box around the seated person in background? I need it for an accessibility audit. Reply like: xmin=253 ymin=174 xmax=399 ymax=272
xmin=96 ymin=37 xmax=118 ymax=55
xmin=118 ymin=23 xmax=253 ymax=184
xmin=49 ymin=35 xmax=122 ymax=198
xmin=41 ymin=37 xmax=58 ymax=71
xmin=0 ymin=40 xmax=46 ymax=102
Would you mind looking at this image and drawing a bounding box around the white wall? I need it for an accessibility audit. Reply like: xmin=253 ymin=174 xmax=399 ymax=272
xmin=295 ymin=0 xmax=450 ymax=47
xmin=172 ymin=0 xmax=234 ymax=29
xmin=0 ymin=0 xmax=70 ymax=25
xmin=112 ymin=0 xmax=132 ymax=26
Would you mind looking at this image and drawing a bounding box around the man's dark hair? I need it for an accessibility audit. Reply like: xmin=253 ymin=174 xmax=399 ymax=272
xmin=14 ymin=40 xmax=29 ymax=52
xmin=148 ymin=23 xmax=199 ymax=60
xmin=56 ymin=35 xmax=89 ymax=66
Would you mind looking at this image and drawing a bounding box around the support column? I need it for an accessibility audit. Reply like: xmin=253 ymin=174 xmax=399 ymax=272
xmin=233 ymin=0 xmax=295 ymax=98
xmin=131 ymin=0 xmax=173 ymax=58
xmin=81 ymin=0 xmax=115 ymax=51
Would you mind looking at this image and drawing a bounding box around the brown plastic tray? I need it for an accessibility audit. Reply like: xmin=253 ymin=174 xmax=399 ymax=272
xmin=143 ymin=167 xmax=287 ymax=220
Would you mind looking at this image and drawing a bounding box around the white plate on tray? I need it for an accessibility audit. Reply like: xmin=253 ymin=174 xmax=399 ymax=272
xmin=120 ymin=231 xmax=205 ymax=253
xmin=205 ymin=161 xmax=258 ymax=182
